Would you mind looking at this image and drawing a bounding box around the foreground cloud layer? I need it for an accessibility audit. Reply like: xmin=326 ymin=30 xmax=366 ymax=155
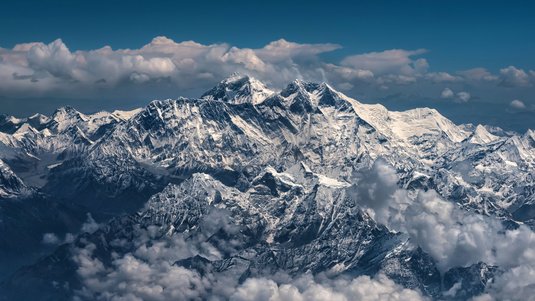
xmin=71 ymin=215 xmax=429 ymax=301
xmin=1 ymin=37 xmax=534 ymax=131
xmin=348 ymin=159 xmax=535 ymax=300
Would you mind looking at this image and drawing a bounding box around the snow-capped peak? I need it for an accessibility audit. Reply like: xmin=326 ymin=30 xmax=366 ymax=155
xmin=12 ymin=123 xmax=38 ymax=137
xmin=49 ymin=106 xmax=87 ymax=133
xmin=201 ymin=73 xmax=274 ymax=105
xmin=52 ymin=106 xmax=84 ymax=119
xmin=280 ymin=79 xmax=319 ymax=96
xmin=524 ymin=129 xmax=535 ymax=146
xmin=468 ymin=124 xmax=500 ymax=144
xmin=221 ymin=72 xmax=250 ymax=84
xmin=27 ymin=113 xmax=51 ymax=129
xmin=0 ymin=158 xmax=28 ymax=198
xmin=111 ymin=108 xmax=143 ymax=120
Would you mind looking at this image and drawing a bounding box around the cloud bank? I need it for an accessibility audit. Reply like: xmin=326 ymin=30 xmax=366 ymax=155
xmin=1 ymin=37 xmax=534 ymax=121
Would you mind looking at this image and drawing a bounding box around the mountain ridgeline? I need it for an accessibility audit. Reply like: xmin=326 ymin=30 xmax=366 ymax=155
xmin=0 ymin=74 xmax=534 ymax=300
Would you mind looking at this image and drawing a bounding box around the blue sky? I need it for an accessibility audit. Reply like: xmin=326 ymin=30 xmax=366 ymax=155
xmin=2 ymin=0 xmax=534 ymax=72
xmin=0 ymin=0 xmax=534 ymax=131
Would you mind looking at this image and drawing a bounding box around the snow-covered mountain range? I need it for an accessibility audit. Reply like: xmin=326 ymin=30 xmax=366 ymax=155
xmin=0 ymin=74 xmax=533 ymax=300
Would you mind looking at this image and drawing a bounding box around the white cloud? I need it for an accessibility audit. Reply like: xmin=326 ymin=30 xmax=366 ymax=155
xmin=348 ymin=159 xmax=535 ymax=274
xmin=42 ymin=233 xmax=61 ymax=245
xmin=129 ymin=72 xmax=151 ymax=84
xmin=231 ymin=274 xmax=428 ymax=301
xmin=336 ymin=82 xmax=355 ymax=91
xmin=425 ymin=72 xmax=460 ymax=83
xmin=80 ymin=213 xmax=100 ymax=234
xmin=456 ymin=91 xmax=471 ymax=102
xmin=341 ymin=49 xmax=427 ymax=76
xmin=477 ymin=265 xmax=535 ymax=300
xmin=347 ymin=158 xmax=398 ymax=217
xmin=73 ymin=235 xmax=427 ymax=301
xmin=1 ymin=36 xmax=534 ymax=130
xmin=257 ymin=39 xmax=341 ymax=61
xmin=0 ymin=37 xmax=346 ymax=98
xmin=43 ymin=231 xmax=79 ymax=245
xmin=440 ymin=88 xmax=470 ymax=102
xmin=510 ymin=99 xmax=527 ymax=110
xmin=402 ymin=191 xmax=498 ymax=271
xmin=413 ymin=58 xmax=430 ymax=74
xmin=324 ymin=64 xmax=375 ymax=82
xmin=499 ymin=66 xmax=531 ymax=87
xmin=71 ymin=221 xmax=428 ymax=301
xmin=72 ymin=232 xmax=219 ymax=300
xmin=458 ymin=68 xmax=498 ymax=81
xmin=26 ymin=39 xmax=78 ymax=80
xmin=441 ymin=88 xmax=454 ymax=99
xmin=377 ymin=74 xmax=417 ymax=86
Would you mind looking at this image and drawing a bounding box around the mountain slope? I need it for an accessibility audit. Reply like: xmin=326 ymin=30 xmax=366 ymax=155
xmin=0 ymin=159 xmax=28 ymax=198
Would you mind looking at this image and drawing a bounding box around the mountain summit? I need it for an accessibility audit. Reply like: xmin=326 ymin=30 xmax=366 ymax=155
xmin=201 ymin=73 xmax=274 ymax=105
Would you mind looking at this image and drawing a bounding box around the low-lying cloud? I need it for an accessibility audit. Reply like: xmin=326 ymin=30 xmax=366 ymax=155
xmin=231 ymin=274 xmax=428 ymax=301
xmin=72 ymin=230 xmax=428 ymax=301
xmin=348 ymin=159 xmax=535 ymax=299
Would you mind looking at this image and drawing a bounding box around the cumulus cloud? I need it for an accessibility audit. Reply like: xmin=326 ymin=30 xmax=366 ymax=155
xmin=42 ymin=233 xmax=61 ymax=245
xmin=231 ymin=274 xmax=428 ymax=301
xmin=440 ymin=88 xmax=470 ymax=102
xmin=441 ymin=88 xmax=454 ymax=99
xmin=348 ymin=159 xmax=535 ymax=275
xmin=71 ymin=208 xmax=245 ymax=300
xmin=0 ymin=37 xmax=440 ymax=103
xmin=456 ymin=91 xmax=471 ymax=102
xmin=499 ymin=66 xmax=532 ymax=87
xmin=0 ymin=37 xmax=531 ymax=100
xmin=474 ymin=265 xmax=535 ymax=300
xmin=72 ymin=241 xmax=216 ymax=301
xmin=0 ymin=37 xmax=343 ymax=98
xmin=347 ymin=158 xmax=400 ymax=220
xmin=26 ymin=39 xmax=79 ymax=80
xmin=510 ymin=99 xmax=527 ymax=110
xmin=256 ymin=39 xmax=341 ymax=61
xmin=73 ymin=228 xmax=228 ymax=300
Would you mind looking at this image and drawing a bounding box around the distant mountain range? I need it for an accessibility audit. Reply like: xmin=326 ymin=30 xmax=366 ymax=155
xmin=0 ymin=74 xmax=533 ymax=300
